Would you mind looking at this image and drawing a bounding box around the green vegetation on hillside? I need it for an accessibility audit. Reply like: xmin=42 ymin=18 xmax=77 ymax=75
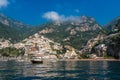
xmin=0 ymin=22 xmax=20 ymax=42
xmin=40 ymin=21 xmax=102 ymax=50
xmin=0 ymin=47 xmax=24 ymax=57
xmin=0 ymin=14 xmax=39 ymax=42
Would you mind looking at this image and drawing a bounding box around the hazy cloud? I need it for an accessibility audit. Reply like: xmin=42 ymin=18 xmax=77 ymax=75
xmin=43 ymin=11 xmax=80 ymax=22
xmin=43 ymin=11 xmax=62 ymax=21
xmin=0 ymin=0 xmax=9 ymax=8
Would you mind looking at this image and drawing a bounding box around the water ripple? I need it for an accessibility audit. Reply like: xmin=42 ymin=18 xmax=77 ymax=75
xmin=0 ymin=60 xmax=120 ymax=80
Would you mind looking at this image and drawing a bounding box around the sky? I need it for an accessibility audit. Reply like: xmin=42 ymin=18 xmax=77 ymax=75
xmin=0 ymin=0 xmax=120 ymax=26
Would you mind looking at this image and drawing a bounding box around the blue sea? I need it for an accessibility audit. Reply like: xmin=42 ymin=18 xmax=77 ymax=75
xmin=0 ymin=60 xmax=120 ymax=80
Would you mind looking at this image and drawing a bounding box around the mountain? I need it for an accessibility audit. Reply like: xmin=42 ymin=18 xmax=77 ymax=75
xmin=0 ymin=13 xmax=119 ymax=59
xmin=0 ymin=13 xmax=36 ymax=42
xmin=105 ymin=17 xmax=120 ymax=33
xmin=0 ymin=22 xmax=19 ymax=41
xmin=104 ymin=17 xmax=120 ymax=58
xmin=82 ymin=17 xmax=120 ymax=59
xmin=37 ymin=16 xmax=103 ymax=50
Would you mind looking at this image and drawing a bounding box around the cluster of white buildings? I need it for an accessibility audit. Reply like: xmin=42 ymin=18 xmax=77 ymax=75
xmin=14 ymin=33 xmax=63 ymax=56
xmin=0 ymin=39 xmax=12 ymax=49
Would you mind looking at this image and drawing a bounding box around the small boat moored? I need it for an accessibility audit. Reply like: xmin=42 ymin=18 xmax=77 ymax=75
xmin=31 ymin=56 xmax=43 ymax=64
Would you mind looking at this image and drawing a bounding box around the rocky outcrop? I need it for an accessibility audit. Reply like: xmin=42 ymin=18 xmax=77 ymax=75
xmin=64 ymin=45 xmax=77 ymax=59
xmin=87 ymin=34 xmax=104 ymax=49
xmin=94 ymin=44 xmax=107 ymax=57
xmin=39 ymin=28 xmax=54 ymax=34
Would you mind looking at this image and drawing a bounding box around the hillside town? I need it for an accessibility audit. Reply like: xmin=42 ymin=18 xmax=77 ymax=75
xmin=0 ymin=33 xmax=78 ymax=60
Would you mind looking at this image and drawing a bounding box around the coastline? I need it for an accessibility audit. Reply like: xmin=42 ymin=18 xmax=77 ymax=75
xmin=0 ymin=56 xmax=30 ymax=62
xmin=0 ymin=56 xmax=120 ymax=62
xmin=57 ymin=58 xmax=120 ymax=61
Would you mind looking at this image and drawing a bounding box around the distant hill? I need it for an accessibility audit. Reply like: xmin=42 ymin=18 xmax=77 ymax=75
xmin=105 ymin=17 xmax=120 ymax=33
xmin=0 ymin=22 xmax=19 ymax=41
xmin=37 ymin=16 xmax=103 ymax=50
xmin=0 ymin=13 xmax=37 ymax=42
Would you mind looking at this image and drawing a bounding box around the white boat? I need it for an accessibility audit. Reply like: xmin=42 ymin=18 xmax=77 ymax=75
xmin=31 ymin=56 xmax=43 ymax=64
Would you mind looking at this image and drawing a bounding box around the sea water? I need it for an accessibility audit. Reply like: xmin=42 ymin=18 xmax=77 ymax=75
xmin=0 ymin=60 xmax=120 ymax=80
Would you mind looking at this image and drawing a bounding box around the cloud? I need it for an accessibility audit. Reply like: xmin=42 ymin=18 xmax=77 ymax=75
xmin=42 ymin=11 xmax=63 ymax=21
xmin=43 ymin=11 xmax=80 ymax=22
xmin=65 ymin=16 xmax=80 ymax=21
xmin=0 ymin=0 xmax=9 ymax=8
